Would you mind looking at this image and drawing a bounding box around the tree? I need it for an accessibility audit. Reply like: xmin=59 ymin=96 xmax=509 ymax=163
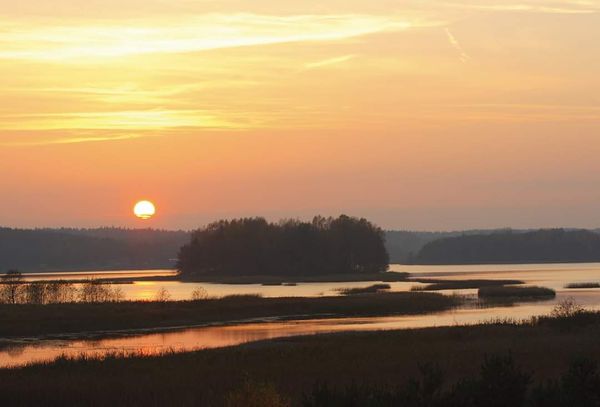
xmin=0 ymin=269 xmax=25 ymax=304
xmin=155 ymin=287 xmax=171 ymax=302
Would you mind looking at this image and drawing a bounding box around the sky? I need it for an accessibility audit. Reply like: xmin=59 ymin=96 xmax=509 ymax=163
xmin=1 ymin=0 xmax=599 ymax=230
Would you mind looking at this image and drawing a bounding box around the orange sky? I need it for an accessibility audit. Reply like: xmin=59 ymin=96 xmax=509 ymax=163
xmin=1 ymin=1 xmax=599 ymax=230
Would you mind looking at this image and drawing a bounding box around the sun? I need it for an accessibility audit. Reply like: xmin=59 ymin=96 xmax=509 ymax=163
xmin=133 ymin=200 xmax=156 ymax=220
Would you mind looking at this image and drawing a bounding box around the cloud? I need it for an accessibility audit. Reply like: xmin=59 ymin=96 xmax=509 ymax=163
xmin=442 ymin=1 xmax=600 ymax=14
xmin=444 ymin=28 xmax=470 ymax=63
xmin=0 ymin=14 xmax=412 ymax=61
xmin=303 ymin=54 xmax=358 ymax=70
xmin=0 ymin=109 xmax=245 ymax=131
xmin=0 ymin=133 xmax=146 ymax=147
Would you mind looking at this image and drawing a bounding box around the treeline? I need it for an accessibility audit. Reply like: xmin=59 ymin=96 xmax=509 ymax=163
xmin=177 ymin=215 xmax=389 ymax=276
xmin=413 ymin=229 xmax=600 ymax=265
xmin=384 ymin=228 xmax=543 ymax=263
xmin=0 ymin=228 xmax=189 ymax=271
xmin=5 ymin=224 xmax=600 ymax=272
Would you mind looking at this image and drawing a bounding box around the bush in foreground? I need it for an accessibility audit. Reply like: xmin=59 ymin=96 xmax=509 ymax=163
xmin=303 ymin=355 xmax=599 ymax=407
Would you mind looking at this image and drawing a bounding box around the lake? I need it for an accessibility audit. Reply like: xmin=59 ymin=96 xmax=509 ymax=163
xmin=2 ymin=262 xmax=600 ymax=368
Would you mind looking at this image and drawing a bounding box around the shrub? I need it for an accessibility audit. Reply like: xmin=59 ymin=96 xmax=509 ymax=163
xmin=191 ymin=287 xmax=208 ymax=300
xmin=225 ymin=380 xmax=290 ymax=407
xmin=0 ymin=270 xmax=25 ymax=304
xmin=79 ymin=280 xmax=124 ymax=303
xmin=551 ymin=298 xmax=584 ymax=318
xmin=154 ymin=287 xmax=171 ymax=302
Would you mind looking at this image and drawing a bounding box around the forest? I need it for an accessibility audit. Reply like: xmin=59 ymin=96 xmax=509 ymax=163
xmin=177 ymin=215 xmax=389 ymax=276
xmin=414 ymin=229 xmax=600 ymax=264
xmin=4 ymin=226 xmax=600 ymax=272
xmin=0 ymin=228 xmax=188 ymax=271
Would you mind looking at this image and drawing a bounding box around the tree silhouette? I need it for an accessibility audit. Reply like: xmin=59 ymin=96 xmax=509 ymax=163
xmin=0 ymin=270 xmax=24 ymax=304
xmin=177 ymin=215 xmax=389 ymax=276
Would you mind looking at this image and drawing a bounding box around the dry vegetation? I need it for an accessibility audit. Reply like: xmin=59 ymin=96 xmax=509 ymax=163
xmin=478 ymin=286 xmax=556 ymax=300
xmin=565 ymin=282 xmax=600 ymax=289
xmin=0 ymin=291 xmax=458 ymax=338
xmin=410 ymin=279 xmax=524 ymax=291
xmin=1 ymin=307 xmax=599 ymax=406
xmin=337 ymin=284 xmax=391 ymax=295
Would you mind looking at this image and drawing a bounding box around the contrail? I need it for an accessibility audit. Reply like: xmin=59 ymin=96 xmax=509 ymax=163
xmin=445 ymin=28 xmax=470 ymax=63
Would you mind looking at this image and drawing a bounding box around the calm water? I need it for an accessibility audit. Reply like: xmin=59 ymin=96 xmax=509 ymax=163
xmin=2 ymin=263 xmax=600 ymax=368
xmin=17 ymin=263 xmax=600 ymax=301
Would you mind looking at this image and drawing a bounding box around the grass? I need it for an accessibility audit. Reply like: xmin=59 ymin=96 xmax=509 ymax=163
xmin=565 ymin=282 xmax=600 ymax=289
xmin=410 ymin=279 xmax=523 ymax=291
xmin=478 ymin=285 xmax=556 ymax=299
xmin=1 ymin=311 xmax=600 ymax=405
xmin=0 ymin=291 xmax=458 ymax=338
xmin=336 ymin=283 xmax=391 ymax=295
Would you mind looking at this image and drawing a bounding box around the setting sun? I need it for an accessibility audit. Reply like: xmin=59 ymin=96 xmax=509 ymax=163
xmin=133 ymin=200 xmax=156 ymax=220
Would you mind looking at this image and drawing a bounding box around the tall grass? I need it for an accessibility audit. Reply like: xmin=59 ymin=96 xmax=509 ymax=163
xmin=1 ymin=310 xmax=600 ymax=406
xmin=565 ymin=282 xmax=600 ymax=289
xmin=0 ymin=291 xmax=459 ymax=338
xmin=411 ymin=279 xmax=524 ymax=291
xmin=478 ymin=285 xmax=556 ymax=299
xmin=337 ymin=284 xmax=391 ymax=295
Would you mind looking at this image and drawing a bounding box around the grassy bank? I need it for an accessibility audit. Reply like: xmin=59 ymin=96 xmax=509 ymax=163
xmin=1 ymin=312 xmax=599 ymax=405
xmin=0 ymin=292 xmax=456 ymax=338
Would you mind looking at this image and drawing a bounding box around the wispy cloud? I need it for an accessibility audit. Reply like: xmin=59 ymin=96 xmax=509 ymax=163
xmin=0 ymin=133 xmax=146 ymax=147
xmin=0 ymin=14 xmax=411 ymax=61
xmin=4 ymin=81 xmax=260 ymax=105
xmin=303 ymin=54 xmax=358 ymax=70
xmin=442 ymin=1 xmax=600 ymax=14
xmin=0 ymin=109 xmax=244 ymax=131
xmin=444 ymin=28 xmax=470 ymax=63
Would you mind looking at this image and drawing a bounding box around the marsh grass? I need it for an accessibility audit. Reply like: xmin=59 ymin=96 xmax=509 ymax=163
xmin=410 ymin=279 xmax=524 ymax=291
xmin=478 ymin=285 xmax=556 ymax=300
xmin=337 ymin=284 xmax=391 ymax=295
xmin=2 ymin=311 xmax=600 ymax=406
xmin=0 ymin=291 xmax=458 ymax=338
xmin=565 ymin=282 xmax=600 ymax=289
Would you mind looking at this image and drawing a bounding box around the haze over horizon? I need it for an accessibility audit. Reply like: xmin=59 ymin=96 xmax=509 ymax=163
xmin=1 ymin=0 xmax=599 ymax=230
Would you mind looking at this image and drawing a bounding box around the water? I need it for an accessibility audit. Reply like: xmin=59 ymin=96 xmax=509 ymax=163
xmin=17 ymin=269 xmax=418 ymax=300
xmin=15 ymin=263 xmax=600 ymax=301
xmin=2 ymin=263 xmax=600 ymax=368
